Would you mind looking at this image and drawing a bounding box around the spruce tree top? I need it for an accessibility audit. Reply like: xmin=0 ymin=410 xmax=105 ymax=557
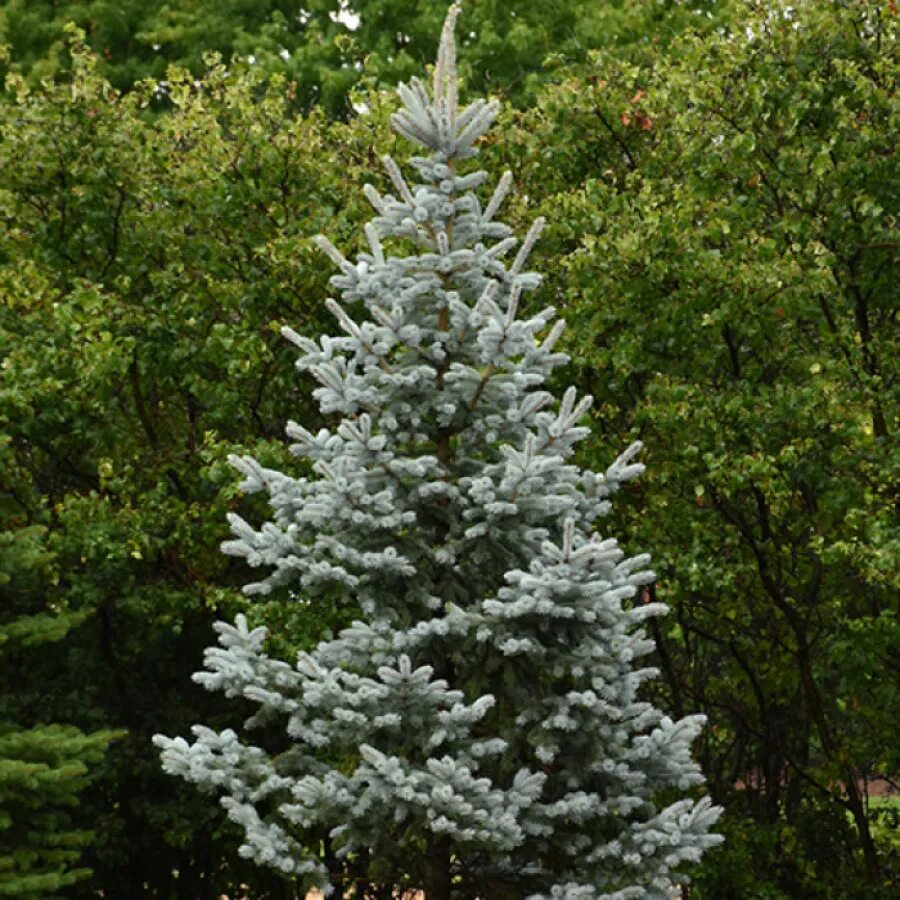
xmin=155 ymin=6 xmax=722 ymax=897
xmin=222 ymin=3 xmax=640 ymax=615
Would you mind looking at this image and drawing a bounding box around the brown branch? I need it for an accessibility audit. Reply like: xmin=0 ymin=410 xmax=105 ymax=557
xmin=592 ymin=104 xmax=637 ymax=170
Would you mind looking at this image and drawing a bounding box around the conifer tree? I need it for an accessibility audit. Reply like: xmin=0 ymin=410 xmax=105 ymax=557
xmin=155 ymin=7 xmax=723 ymax=897
xmin=0 ymin=518 xmax=115 ymax=897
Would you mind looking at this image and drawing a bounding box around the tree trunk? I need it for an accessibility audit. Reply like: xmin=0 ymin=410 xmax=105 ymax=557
xmin=844 ymin=770 xmax=881 ymax=879
xmin=425 ymin=835 xmax=452 ymax=900
xmin=795 ymin=638 xmax=880 ymax=878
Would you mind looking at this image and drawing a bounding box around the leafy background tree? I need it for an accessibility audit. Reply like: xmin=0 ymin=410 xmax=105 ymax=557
xmin=0 ymin=34 xmax=377 ymax=897
xmin=492 ymin=0 xmax=897 ymax=895
xmin=0 ymin=0 xmax=727 ymax=113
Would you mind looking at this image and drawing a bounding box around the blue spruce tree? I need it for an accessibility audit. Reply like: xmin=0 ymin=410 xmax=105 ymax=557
xmin=155 ymin=6 xmax=723 ymax=897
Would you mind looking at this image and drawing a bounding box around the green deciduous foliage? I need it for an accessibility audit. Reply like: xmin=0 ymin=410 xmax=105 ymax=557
xmin=0 ymin=33 xmax=384 ymax=897
xmin=0 ymin=0 xmax=728 ymax=114
xmin=497 ymin=0 xmax=897 ymax=895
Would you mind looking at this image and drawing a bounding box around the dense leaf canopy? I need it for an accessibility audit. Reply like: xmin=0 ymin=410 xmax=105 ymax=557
xmin=496 ymin=1 xmax=898 ymax=894
xmin=0 ymin=37 xmax=371 ymax=896
xmin=0 ymin=0 xmax=726 ymax=113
